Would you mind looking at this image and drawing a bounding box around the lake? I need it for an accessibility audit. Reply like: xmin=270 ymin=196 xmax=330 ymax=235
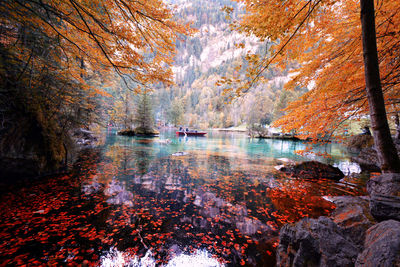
xmin=0 ymin=129 xmax=366 ymax=266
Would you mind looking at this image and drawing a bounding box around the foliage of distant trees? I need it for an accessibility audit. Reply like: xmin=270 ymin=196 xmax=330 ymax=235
xmin=151 ymin=0 xmax=298 ymax=129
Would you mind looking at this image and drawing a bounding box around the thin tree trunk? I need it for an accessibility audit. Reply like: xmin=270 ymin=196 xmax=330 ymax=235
xmin=360 ymin=0 xmax=400 ymax=173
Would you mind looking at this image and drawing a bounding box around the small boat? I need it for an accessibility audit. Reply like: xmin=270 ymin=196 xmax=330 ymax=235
xmin=176 ymin=131 xmax=207 ymax=136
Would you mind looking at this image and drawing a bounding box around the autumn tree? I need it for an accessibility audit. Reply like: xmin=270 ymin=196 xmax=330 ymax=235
xmin=360 ymin=0 xmax=400 ymax=172
xmin=222 ymin=0 xmax=400 ymax=172
xmin=0 ymin=0 xmax=188 ymax=176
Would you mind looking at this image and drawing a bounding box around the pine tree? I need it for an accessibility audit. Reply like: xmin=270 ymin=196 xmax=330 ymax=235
xmin=134 ymin=91 xmax=156 ymax=135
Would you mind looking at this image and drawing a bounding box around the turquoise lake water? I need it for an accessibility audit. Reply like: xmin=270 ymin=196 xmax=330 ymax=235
xmin=0 ymin=129 xmax=366 ymax=266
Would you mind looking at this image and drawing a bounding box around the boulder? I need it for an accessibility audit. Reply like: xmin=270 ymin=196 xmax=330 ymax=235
xmin=369 ymin=195 xmax=400 ymax=222
xmin=351 ymin=147 xmax=381 ymax=172
xmin=352 ymin=144 xmax=400 ymax=172
xmin=367 ymin=173 xmax=400 ymax=196
xmin=330 ymin=196 xmax=375 ymax=247
xmin=277 ymin=217 xmax=359 ymax=267
xmin=367 ymin=173 xmax=400 ymax=221
xmin=355 ymin=220 xmax=400 ymax=267
xmin=279 ymin=161 xmax=344 ymax=181
xmin=345 ymin=134 xmax=374 ymax=153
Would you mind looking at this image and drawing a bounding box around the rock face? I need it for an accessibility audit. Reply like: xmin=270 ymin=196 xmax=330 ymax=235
xmin=367 ymin=173 xmax=400 ymax=221
xmin=277 ymin=217 xmax=360 ymax=267
xmin=0 ymin=116 xmax=71 ymax=180
xmin=330 ymin=196 xmax=375 ymax=248
xmin=279 ymin=161 xmax=344 ymax=181
xmin=73 ymin=128 xmax=98 ymax=146
xmin=355 ymin=220 xmax=400 ymax=267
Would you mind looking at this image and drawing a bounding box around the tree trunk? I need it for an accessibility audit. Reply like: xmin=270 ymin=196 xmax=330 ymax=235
xmin=360 ymin=0 xmax=400 ymax=173
xmin=395 ymin=112 xmax=400 ymax=140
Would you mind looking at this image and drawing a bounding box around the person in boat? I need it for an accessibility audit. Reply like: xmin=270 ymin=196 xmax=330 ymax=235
xmin=186 ymin=127 xmax=189 ymax=132
xmin=179 ymin=126 xmax=183 ymax=131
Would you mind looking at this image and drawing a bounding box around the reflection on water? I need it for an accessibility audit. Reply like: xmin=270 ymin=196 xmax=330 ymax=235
xmin=0 ymin=130 xmax=366 ymax=266
xmin=100 ymin=248 xmax=223 ymax=267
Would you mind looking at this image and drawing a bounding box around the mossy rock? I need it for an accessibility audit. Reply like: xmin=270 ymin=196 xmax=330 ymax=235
xmin=117 ymin=129 xmax=135 ymax=136
xmin=133 ymin=127 xmax=159 ymax=137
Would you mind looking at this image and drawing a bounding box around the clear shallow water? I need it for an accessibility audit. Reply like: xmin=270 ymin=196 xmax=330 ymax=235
xmin=0 ymin=129 xmax=366 ymax=266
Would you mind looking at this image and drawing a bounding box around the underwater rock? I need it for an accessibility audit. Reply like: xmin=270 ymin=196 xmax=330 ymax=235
xmin=279 ymin=161 xmax=344 ymax=181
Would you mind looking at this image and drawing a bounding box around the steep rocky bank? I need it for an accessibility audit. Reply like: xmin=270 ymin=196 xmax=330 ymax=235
xmin=276 ymin=173 xmax=400 ymax=267
xmin=0 ymin=127 xmax=98 ymax=182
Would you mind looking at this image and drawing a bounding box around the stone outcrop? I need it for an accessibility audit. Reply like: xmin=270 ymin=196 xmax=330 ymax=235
xmin=72 ymin=128 xmax=98 ymax=146
xmin=330 ymin=196 xmax=375 ymax=248
xmin=277 ymin=217 xmax=360 ymax=267
xmin=351 ymin=147 xmax=381 ymax=172
xmin=367 ymin=173 xmax=400 ymax=196
xmin=355 ymin=220 xmax=400 ymax=267
xmin=277 ymin=172 xmax=400 ymax=267
xmin=367 ymin=173 xmax=400 ymax=221
xmin=279 ymin=161 xmax=344 ymax=181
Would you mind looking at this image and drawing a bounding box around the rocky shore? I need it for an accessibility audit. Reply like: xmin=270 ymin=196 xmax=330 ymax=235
xmin=276 ymin=173 xmax=400 ymax=267
xmin=0 ymin=128 xmax=99 ymax=182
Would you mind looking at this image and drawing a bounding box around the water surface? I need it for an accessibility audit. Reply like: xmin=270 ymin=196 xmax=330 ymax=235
xmin=0 ymin=129 xmax=366 ymax=266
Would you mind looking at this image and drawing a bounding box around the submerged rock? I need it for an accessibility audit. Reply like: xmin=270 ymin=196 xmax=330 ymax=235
xmin=355 ymin=220 xmax=400 ymax=267
xmin=277 ymin=216 xmax=359 ymax=267
xmin=367 ymin=173 xmax=400 ymax=221
xmin=279 ymin=161 xmax=344 ymax=181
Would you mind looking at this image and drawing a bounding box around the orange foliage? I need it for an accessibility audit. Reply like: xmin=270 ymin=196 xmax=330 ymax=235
xmin=222 ymin=0 xmax=400 ymax=139
xmin=0 ymin=0 xmax=190 ymax=111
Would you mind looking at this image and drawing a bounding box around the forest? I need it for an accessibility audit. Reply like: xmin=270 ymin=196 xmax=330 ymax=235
xmin=1 ymin=0 xmax=400 ymax=266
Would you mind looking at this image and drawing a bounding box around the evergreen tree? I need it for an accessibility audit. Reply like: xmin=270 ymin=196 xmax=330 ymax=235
xmin=134 ymin=91 xmax=155 ymax=133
